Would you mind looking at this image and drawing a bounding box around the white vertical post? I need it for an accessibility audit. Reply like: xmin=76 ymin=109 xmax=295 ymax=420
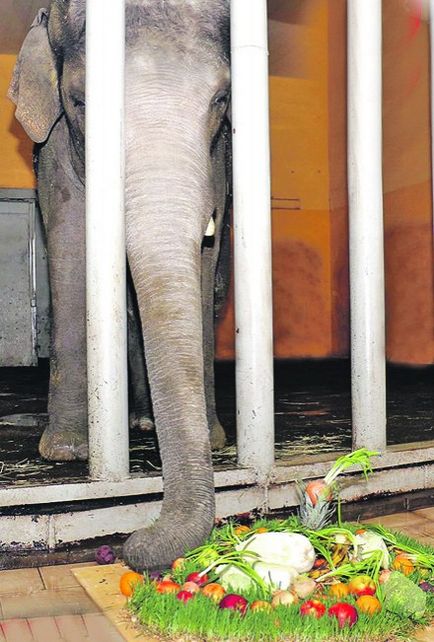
xmin=347 ymin=0 xmax=387 ymax=452
xmin=86 ymin=0 xmax=129 ymax=480
xmin=231 ymin=0 xmax=275 ymax=480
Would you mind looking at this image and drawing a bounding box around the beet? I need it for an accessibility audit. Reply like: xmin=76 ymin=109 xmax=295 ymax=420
xmin=419 ymin=581 xmax=434 ymax=593
xmin=95 ymin=545 xmax=116 ymax=565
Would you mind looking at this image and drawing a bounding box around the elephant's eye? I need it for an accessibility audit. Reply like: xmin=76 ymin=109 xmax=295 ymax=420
xmin=212 ymin=89 xmax=230 ymax=110
xmin=72 ymin=95 xmax=85 ymax=109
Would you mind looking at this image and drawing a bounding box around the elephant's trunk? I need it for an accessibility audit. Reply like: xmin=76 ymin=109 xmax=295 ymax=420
xmin=122 ymin=125 xmax=216 ymax=571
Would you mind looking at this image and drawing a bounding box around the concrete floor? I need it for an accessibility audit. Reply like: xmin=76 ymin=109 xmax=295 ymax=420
xmin=1 ymin=361 xmax=433 ymax=486
xmin=1 ymin=509 xmax=434 ymax=641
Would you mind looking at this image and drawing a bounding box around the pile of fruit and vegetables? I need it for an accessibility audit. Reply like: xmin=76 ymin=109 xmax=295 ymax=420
xmin=118 ymin=450 xmax=434 ymax=641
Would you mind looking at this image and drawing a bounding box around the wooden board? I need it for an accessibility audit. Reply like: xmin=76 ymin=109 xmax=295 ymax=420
xmin=73 ymin=563 xmax=163 ymax=642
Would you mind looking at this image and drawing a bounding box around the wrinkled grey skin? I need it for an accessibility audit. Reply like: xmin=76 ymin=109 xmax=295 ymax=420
xmin=9 ymin=0 xmax=231 ymax=571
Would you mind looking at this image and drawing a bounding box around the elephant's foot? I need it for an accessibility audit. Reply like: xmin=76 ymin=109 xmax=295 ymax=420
xmin=39 ymin=425 xmax=88 ymax=461
xmin=129 ymin=412 xmax=154 ymax=432
xmin=210 ymin=419 xmax=226 ymax=450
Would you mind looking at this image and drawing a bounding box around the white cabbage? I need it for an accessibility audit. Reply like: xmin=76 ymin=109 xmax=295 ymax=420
xmin=217 ymin=565 xmax=254 ymax=592
xmin=237 ymin=532 xmax=316 ymax=574
xmin=216 ymin=532 xmax=316 ymax=591
xmin=353 ymin=531 xmax=390 ymax=569
xmin=251 ymin=562 xmax=299 ymax=590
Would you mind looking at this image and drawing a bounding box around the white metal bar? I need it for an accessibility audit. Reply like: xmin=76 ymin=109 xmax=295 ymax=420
xmin=347 ymin=0 xmax=387 ymax=453
xmin=86 ymin=0 xmax=129 ymax=481
xmin=231 ymin=0 xmax=275 ymax=480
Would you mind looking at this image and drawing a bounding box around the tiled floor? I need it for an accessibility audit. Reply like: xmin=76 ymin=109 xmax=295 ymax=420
xmin=1 ymin=509 xmax=434 ymax=641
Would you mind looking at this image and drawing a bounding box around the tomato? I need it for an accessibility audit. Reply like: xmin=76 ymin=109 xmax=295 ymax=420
xmin=202 ymin=583 xmax=226 ymax=602
xmin=347 ymin=575 xmax=376 ymax=596
xmin=119 ymin=571 xmax=144 ymax=597
xmin=328 ymin=582 xmax=349 ymax=599
xmin=186 ymin=572 xmax=208 ymax=586
xmin=328 ymin=602 xmax=358 ymax=628
xmin=176 ymin=590 xmax=195 ymax=602
xmin=356 ymin=595 xmax=382 ymax=615
xmin=155 ymin=580 xmax=181 ymax=594
xmin=299 ymin=599 xmax=326 ymax=619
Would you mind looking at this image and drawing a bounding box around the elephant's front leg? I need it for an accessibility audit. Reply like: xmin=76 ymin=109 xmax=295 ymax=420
xmin=37 ymin=126 xmax=88 ymax=461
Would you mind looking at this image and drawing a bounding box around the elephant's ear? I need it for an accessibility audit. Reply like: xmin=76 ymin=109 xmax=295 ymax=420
xmin=8 ymin=8 xmax=63 ymax=144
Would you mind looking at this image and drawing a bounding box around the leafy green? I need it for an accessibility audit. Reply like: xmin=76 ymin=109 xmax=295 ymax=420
xmin=383 ymin=571 xmax=427 ymax=620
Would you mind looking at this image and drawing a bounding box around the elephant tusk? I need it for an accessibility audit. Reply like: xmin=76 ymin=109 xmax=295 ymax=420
xmin=204 ymin=217 xmax=216 ymax=237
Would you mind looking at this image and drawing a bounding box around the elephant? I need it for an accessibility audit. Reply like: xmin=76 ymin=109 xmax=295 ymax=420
xmin=9 ymin=0 xmax=231 ymax=571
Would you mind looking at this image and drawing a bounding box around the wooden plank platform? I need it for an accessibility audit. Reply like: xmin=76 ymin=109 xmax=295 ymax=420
xmin=72 ymin=564 xmax=162 ymax=642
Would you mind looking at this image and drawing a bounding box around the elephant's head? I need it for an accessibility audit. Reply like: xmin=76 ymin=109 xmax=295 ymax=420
xmin=9 ymin=0 xmax=231 ymax=571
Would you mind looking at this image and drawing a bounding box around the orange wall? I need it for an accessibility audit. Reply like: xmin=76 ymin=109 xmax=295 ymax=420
xmin=382 ymin=0 xmax=434 ymax=364
xmin=322 ymin=0 xmax=434 ymax=365
xmin=216 ymin=0 xmax=336 ymax=359
xmin=0 ymin=55 xmax=35 ymax=189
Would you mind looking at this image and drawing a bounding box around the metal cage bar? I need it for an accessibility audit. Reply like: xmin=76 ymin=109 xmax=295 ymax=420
xmin=231 ymin=0 xmax=275 ymax=481
xmin=347 ymin=0 xmax=387 ymax=453
xmin=86 ymin=0 xmax=129 ymax=481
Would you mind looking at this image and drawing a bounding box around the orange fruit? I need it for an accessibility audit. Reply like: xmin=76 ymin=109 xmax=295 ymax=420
xmin=250 ymin=600 xmax=272 ymax=612
xmin=202 ymin=582 xmax=226 ymax=602
xmin=234 ymin=525 xmax=250 ymax=536
xmin=171 ymin=557 xmax=186 ymax=570
xmin=355 ymin=595 xmax=382 ymax=615
xmin=328 ymin=582 xmax=349 ymax=599
xmin=156 ymin=580 xmax=181 ymax=594
xmin=392 ymin=553 xmax=414 ymax=576
xmin=119 ymin=571 xmax=144 ymax=597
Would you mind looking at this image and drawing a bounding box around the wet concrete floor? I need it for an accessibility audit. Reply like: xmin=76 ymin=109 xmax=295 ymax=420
xmin=0 ymin=359 xmax=432 ymax=486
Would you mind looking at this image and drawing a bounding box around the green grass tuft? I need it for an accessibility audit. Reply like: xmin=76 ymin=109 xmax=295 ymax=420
xmin=127 ymin=518 xmax=434 ymax=641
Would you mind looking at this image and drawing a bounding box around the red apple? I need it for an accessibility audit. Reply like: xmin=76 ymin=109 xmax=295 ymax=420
xmin=328 ymin=602 xmax=358 ymax=628
xmin=219 ymin=593 xmax=249 ymax=615
xmin=299 ymin=599 xmax=326 ymax=619
xmin=347 ymin=575 xmax=376 ymax=597
xmin=186 ymin=572 xmax=208 ymax=587
xmin=176 ymin=590 xmax=195 ymax=603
